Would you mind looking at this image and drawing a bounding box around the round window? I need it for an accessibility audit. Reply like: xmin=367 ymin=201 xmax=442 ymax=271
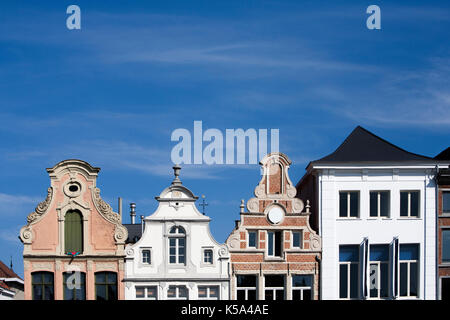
xmin=267 ymin=206 xmax=284 ymax=224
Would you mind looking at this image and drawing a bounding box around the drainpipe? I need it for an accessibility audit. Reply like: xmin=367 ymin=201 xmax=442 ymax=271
xmin=435 ymin=165 xmax=439 ymax=300
xmin=315 ymin=255 xmax=321 ymax=300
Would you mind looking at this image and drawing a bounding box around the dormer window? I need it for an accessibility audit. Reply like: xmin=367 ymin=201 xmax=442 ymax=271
xmin=169 ymin=226 xmax=186 ymax=264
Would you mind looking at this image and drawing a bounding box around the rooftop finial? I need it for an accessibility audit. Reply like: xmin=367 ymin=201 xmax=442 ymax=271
xmin=172 ymin=164 xmax=182 ymax=185
xmin=240 ymin=199 xmax=245 ymax=213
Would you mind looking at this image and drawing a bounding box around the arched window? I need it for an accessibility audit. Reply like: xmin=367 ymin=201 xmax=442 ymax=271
xmin=65 ymin=210 xmax=83 ymax=254
xmin=169 ymin=226 xmax=186 ymax=265
xmin=95 ymin=272 xmax=117 ymax=300
xmin=63 ymin=271 xmax=86 ymax=300
xmin=32 ymin=272 xmax=54 ymax=300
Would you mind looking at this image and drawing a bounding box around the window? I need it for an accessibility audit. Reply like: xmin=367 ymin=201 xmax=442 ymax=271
xmin=198 ymin=286 xmax=219 ymax=300
xmin=268 ymin=231 xmax=282 ymax=257
xmin=339 ymin=191 xmax=359 ymax=218
xmin=142 ymin=250 xmax=151 ymax=264
xmin=236 ymin=275 xmax=257 ymax=300
xmin=369 ymin=245 xmax=389 ymax=299
xmin=167 ymin=285 xmax=188 ymax=300
xmin=32 ymin=272 xmax=54 ymax=300
xmin=65 ymin=210 xmax=83 ymax=254
xmin=292 ymin=275 xmax=313 ymax=300
xmin=442 ymin=230 xmax=450 ymax=263
xmin=339 ymin=245 xmax=359 ymax=299
xmin=63 ymin=271 xmax=86 ymax=300
xmin=443 ymin=192 xmax=450 ymax=214
xmin=136 ymin=286 xmax=157 ymax=299
xmin=248 ymin=231 xmax=257 ymax=248
xmin=292 ymin=231 xmax=302 ymax=249
xmin=400 ymin=191 xmax=419 ymax=217
xmin=370 ymin=191 xmax=390 ymax=217
xmin=399 ymin=244 xmax=419 ymax=298
xmin=264 ymin=275 xmax=285 ymax=300
xmin=204 ymin=249 xmax=213 ymax=264
xmin=169 ymin=226 xmax=186 ymax=264
xmin=95 ymin=272 xmax=117 ymax=300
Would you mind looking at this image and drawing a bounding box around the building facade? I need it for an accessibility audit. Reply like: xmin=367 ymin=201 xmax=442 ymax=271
xmin=124 ymin=166 xmax=230 ymax=300
xmin=436 ymin=147 xmax=450 ymax=300
xmin=19 ymin=160 xmax=128 ymax=300
xmin=297 ymin=126 xmax=450 ymax=300
xmin=226 ymin=153 xmax=321 ymax=300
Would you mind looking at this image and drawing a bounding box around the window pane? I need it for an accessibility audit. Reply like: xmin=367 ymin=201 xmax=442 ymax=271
xmin=136 ymin=287 xmax=145 ymax=298
xmin=370 ymin=245 xmax=389 ymax=261
xmin=400 ymin=244 xmax=419 ymax=260
xmin=268 ymin=232 xmax=274 ymax=256
xmin=303 ymin=289 xmax=312 ymax=300
xmin=44 ymin=285 xmax=54 ymax=300
xmin=369 ymin=264 xmax=378 ymax=298
xmin=107 ymin=284 xmax=117 ymax=300
xmin=400 ymin=263 xmax=408 ymax=296
xmin=339 ymin=245 xmax=359 ymax=262
xmin=349 ymin=264 xmax=358 ymax=299
xmin=65 ymin=210 xmax=83 ymax=254
xmin=292 ymin=290 xmax=301 ymax=300
xmin=380 ymin=263 xmax=389 ymax=298
xmin=198 ymin=287 xmax=207 ymax=298
xmin=249 ymin=232 xmax=256 ymax=247
xmin=370 ymin=192 xmax=378 ymax=217
xmin=339 ymin=192 xmax=347 ymax=217
xmin=44 ymin=273 xmax=53 ymax=283
xmin=410 ymin=262 xmax=418 ymax=296
xmin=179 ymin=286 xmax=188 ymax=298
xmin=96 ymin=284 xmax=106 ymax=300
xmin=247 ymin=289 xmax=257 ymax=300
xmin=293 ymin=232 xmax=301 ymax=248
xmin=237 ymin=275 xmax=257 ymax=287
xmin=292 ymin=275 xmax=312 ymax=287
xmin=339 ymin=264 xmax=348 ymax=298
xmin=33 ymin=286 xmax=42 ymax=300
xmin=210 ymin=286 xmax=219 ymax=298
xmin=96 ymin=272 xmax=105 ymax=283
xmin=167 ymin=287 xmax=176 ymax=298
xmin=274 ymin=232 xmax=282 ymax=256
xmin=349 ymin=192 xmax=359 ymax=217
xmin=410 ymin=192 xmax=419 ymax=217
xmin=107 ymin=273 xmax=117 ymax=284
xmin=380 ymin=192 xmax=390 ymax=217
xmin=265 ymin=290 xmax=274 ymax=300
xmin=265 ymin=275 xmax=284 ymax=287
xmin=443 ymin=192 xmax=450 ymax=213
xmin=236 ymin=290 xmax=246 ymax=300
xmin=275 ymin=290 xmax=284 ymax=300
xmin=148 ymin=287 xmax=157 ymax=298
xmin=400 ymin=192 xmax=408 ymax=217
xmin=443 ymin=230 xmax=450 ymax=263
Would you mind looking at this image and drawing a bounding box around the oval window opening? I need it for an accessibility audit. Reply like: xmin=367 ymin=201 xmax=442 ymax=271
xmin=69 ymin=185 xmax=79 ymax=192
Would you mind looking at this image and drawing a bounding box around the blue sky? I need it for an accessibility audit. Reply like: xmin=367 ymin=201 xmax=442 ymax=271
xmin=0 ymin=0 xmax=449 ymax=277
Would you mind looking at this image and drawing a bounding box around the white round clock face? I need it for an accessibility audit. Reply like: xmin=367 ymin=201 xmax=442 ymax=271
xmin=267 ymin=206 xmax=284 ymax=224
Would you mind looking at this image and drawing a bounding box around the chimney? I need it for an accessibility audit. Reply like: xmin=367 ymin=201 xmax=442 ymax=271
xmin=140 ymin=215 xmax=145 ymax=235
xmin=118 ymin=197 xmax=123 ymax=223
xmin=130 ymin=203 xmax=136 ymax=224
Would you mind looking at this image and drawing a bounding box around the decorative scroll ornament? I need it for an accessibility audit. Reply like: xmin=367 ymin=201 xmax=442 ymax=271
xmin=26 ymin=187 xmax=53 ymax=224
xmin=20 ymin=226 xmax=33 ymax=244
xmin=218 ymin=245 xmax=229 ymax=257
xmin=92 ymin=187 xmax=120 ymax=224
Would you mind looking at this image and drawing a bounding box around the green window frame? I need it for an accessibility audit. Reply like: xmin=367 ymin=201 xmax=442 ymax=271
xmin=32 ymin=272 xmax=54 ymax=300
xmin=65 ymin=210 xmax=83 ymax=254
xmin=95 ymin=272 xmax=118 ymax=300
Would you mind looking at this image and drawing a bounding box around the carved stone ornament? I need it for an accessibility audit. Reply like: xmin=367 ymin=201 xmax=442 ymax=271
xmin=292 ymin=198 xmax=305 ymax=213
xmin=20 ymin=226 xmax=33 ymax=244
xmin=246 ymin=198 xmax=259 ymax=213
xmin=26 ymin=187 xmax=53 ymax=224
xmin=126 ymin=248 xmax=135 ymax=257
xmin=309 ymin=233 xmax=321 ymax=251
xmin=95 ymin=262 xmax=117 ymax=272
xmin=92 ymin=187 xmax=120 ymax=224
xmin=286 ymin=185 xmax=297 ymax=198
xmin=32 ymin=262 xmax=53 ymax=271
xmin=218 ymin=245 xmax=229 ymax=257
xmin=227 ymin=234 xmax=240 ymax=250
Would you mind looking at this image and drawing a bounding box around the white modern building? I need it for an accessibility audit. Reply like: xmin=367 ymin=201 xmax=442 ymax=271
xmin=297 ymin=126 xmax=450 ymax=300
xmin=123 ymin=165 xmax=230 ymax=300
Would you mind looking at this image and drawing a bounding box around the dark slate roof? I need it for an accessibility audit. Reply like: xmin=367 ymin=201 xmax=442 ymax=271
xmin=124 ymin=224 xmax=143 ymax=244
xmin=435 ymin=147 xmax=450 ymax=160
xmin=308 ymin=126 xmax=434 ymax=167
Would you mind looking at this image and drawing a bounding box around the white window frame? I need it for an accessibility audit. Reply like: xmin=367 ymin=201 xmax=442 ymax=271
xmin=135 ymin=286 xmax=158 ymax=300
xmin=141 ymin=249 xmax=151 ymax=265
xmin=203 ymin=249 xmax=213 ymax=264
xmin=264 ymin=275 xmax=285 ymax=300
xmin=167 ymin=285 xmax=188 ymax=300
xmin=368 ymin=260 xmax=389 ymax=299
xmin=168 ymin=227 xmax=186 ymax=265
xmin=339 ymin=261 xmax=359 ymax=300
xmin=442 ymin=228 xmax=450 ymax=264
xmin=339 ymin=191 xmax=360 ymax=218
xmin=291 ymin=275 xmax=313 ymax=300
xmin=442 ymin=190 xmax=450 ymax=215
xmin=369 ymin=190 xmax=390 ymax=218
xmin=198 ymin=285 xmax=220 ymax=300
xmin=236 ymin=275 xmax=257 ymax=300
xmin=248 ymin=231 xmax=258 ymax=249
xmin=399 ymin=190 xmax=420 ymax=218
xmin=291 ymin=231 xmax=302 ymax=249
xmin=399 ymin=259 xmax=419 ymax=298
xmin=267 ymin=231 xmax=282 ymax=258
